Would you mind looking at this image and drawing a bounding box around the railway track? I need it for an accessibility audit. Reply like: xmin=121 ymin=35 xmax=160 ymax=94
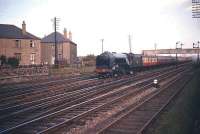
xmin=0 ymin=64 xmax=184 ymax=113
xmin=0 ymin=65 xmax=178 ymax=133
xmin=0 ymin=63 xmax=186 ymax=104
xmin=0 ymin=63 xmax=190 ymax=134
xmin=0 ymin=73 xmax=96 ymax=98
xmin=0 ymin=77 xmax=99 ymax=108
xmin=54 ymin=66 xmax=190 ymax=134
xmin=96 ymin=68 xmax=192 ymax=134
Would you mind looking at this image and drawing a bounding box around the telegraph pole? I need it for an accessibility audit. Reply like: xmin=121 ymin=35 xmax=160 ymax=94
xmin=101 ymin=39 xmax=104 ymax=53
xmin=53 ymin=17 xmax=60 ymax=67
xmin=128 ymin=34 xmax=132 ymax=53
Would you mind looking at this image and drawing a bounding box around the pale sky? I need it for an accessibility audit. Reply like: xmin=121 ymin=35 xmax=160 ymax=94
xmin=0 ymin=0 xmax=199 ymax=56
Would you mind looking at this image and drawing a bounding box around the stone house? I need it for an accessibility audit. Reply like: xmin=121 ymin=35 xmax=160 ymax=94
xmin=0 ymin=21 xmax=41 ymax=65
xmin=41 ymin=29 xmax=77 ymax=65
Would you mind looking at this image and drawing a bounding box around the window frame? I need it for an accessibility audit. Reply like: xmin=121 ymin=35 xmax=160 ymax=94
xmin=30 ymin=40 xmax=35 ymax=48
xmin=30 ymin=53 xmax=36 ymax=64
xmin=14 ymin=53 xmax=22 ymax=61
xmin=15 ymin=40 xmax=21 ymax=48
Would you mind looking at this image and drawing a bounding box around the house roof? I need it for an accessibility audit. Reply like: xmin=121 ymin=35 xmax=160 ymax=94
xmin=41 ymin=32 xmax=77 ymax=46
xmin=0 ymin=24 xmax=40 ymax=40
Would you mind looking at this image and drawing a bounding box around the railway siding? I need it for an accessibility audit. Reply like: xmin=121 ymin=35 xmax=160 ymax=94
xmin=97 ymin=69 xmax=193 ymax=134
xmin=143 ymin=69 xmax=200 ymax=134
xmin=76 ymin=68 xmax=190 ymax=134
xmin=46 ymin=65 xmax=189 ymax=133
xmin=0 ymin=63 xmax=191 ymax=134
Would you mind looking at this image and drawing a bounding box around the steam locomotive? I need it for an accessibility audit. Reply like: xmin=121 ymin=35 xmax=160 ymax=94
xmin=95 ymin=51 xmax=176 ymax=77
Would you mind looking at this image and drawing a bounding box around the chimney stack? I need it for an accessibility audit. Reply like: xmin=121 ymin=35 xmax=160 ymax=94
xmin=69 ymin=31 xmax=72 ymax=40
xmin=63 ymin=28 xmax=67 ymax=39
xmin=22 ymin=21 xmax=26 ymax=35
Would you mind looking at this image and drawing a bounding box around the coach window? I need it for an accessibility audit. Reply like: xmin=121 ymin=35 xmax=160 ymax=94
xmin=143 ymin=58 xmax=146 ymax=63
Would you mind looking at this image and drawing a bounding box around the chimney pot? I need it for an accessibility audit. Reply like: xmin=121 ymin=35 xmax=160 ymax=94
xmin=22 ymin=21 xmax=26 ymax=35
xmin=64 ymin=28 xmax=67 ymax=39
xmin=69 ymin=31 xmax=72 ymax=40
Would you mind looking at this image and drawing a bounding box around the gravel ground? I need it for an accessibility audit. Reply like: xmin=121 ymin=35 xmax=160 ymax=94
xmin=144 ymin=69 xmax=200 ymax=134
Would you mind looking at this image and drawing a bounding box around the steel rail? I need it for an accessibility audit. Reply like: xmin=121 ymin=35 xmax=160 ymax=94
xmin=0 ymin=65 xmax=187 ymax=134
xmin=98 ymin=68 xmax=192 ymax=134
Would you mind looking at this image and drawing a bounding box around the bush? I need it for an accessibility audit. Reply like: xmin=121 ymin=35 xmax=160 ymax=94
xmin=0 ymin=55 xmax=7 ymax=65
xmin=7 ymin=57 xmax=19 ymax=67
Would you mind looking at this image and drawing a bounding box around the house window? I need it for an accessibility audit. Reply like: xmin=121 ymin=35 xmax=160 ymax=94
xmin=14 ymin=53 xmax=21 ymax=61
xmin=58 ymin=54 xmax=62 ymax=60
xmin=30 ymin=53 xmax=36 ymax=64
xmin=15 ymin=40 xmax=21 ymax=48
xmin=52 ymin=45 xmax=55 ymax=54
xmin=30 ymin=40 xmax=35 ymax=48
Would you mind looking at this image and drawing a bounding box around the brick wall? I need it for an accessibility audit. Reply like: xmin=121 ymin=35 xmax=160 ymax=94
xmin=0 ymin=65 xmax=49 ymax=77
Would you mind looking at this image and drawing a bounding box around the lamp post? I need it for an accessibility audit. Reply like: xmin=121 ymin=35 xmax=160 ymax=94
xmin=154 ymin=43 xmax=157 ymax=57
xmin=128 ymin=35 xmax=132 ymax=53
xmin=101 ymin=39 xmax=104 ymax=53
xmin=180 ymin=43 xmax=184 ymax=58
xmin=198 ymin=41 xmax=200 ymax=63
xmin=175 ymin=41 xmax=183 ymax=67
xmin=193 ymin=41 xmax=200 ymax=63
xmin=175 ymin=42 xmax=179 ymax=65
xmin=180 ymin=43 xmax=183 ymax=49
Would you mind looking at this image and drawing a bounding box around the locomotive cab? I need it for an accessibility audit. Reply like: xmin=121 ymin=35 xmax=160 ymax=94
xmin=112 ymin=55 xmax=130 ymax=75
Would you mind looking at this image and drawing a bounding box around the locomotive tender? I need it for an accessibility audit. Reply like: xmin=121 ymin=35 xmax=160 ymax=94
xmin=95 ymin=51 xmax=176 ymax=76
